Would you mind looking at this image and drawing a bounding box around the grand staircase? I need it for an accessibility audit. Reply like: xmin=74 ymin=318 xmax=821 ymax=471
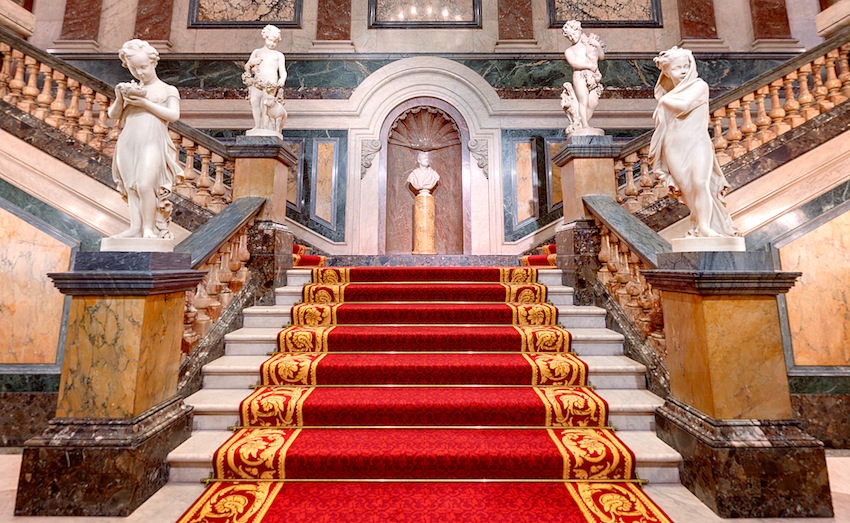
xmin=168 ymin=264 xmax=679 ymax=521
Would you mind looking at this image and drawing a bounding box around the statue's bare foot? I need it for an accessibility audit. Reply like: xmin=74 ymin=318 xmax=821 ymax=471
xmin=142 ymin=230 xmax=159 ymax=239
xmin=112 ymin=228 xmax=140 ymax=238
xmin=697 ymin=226 xmax=723 ymax=238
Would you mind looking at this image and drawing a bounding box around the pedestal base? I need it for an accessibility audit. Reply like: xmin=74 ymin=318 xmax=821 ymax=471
xmin=656 ymin=398 xmax=832 ymax=518
xmin=245 ymin=128 xmax=281 ymax=137
xmin=15 ymin=398 xmax=193 ymax=516
xmin=671 ymin=235 xmax=746 ymax=252
xmin=100 ymin=236 xmax=175 ymax=252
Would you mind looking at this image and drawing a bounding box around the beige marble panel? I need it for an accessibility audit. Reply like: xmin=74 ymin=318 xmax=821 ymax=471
xmin=549 ymin=141 xmax=562 ymax=208
xmin=780 ymin=212 xmax=850 ymax=366
xmin=56 ymin=292 xmax=184 ymax=419
xmin=286 ymin=140 xmax=301 ymax=208
xmin=561 ymin=156 xmax=617 ymax=223
xmin=515 ymin=141 xmax=535 ymax=223
xmin=314 ymin=141 xmax=336 ymax=224
xmin=0 ymin=208 xmax=72 ymax=365
xmin=662 ymin=291 xmax=792 ymax=420
xmin=233 ymin=156 xmax=288 ymax=223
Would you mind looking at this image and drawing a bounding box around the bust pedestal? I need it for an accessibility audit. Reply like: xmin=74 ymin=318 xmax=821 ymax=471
xmin=412 ymin=192 xmax=437 ymax=255
xmin=14 ymin=252 xmax=205 ymax=516
xmin=642 ymin=252 xmax=832 ymax=518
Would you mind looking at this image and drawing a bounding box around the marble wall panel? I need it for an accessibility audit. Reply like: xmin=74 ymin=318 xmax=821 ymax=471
xmin=547 ymin=139 xmax=563 ymax=211
xmin=312 ymin=139 xmax=337 ymax=226
xmin=498 ymin=0 xmax=533 ymax=40
xmin=513 ymin=140 xmax=537 ymax=224
xmin=549 ymin=0 xmax=660 ymax=26
xmin=283 ymin=138 xmax=304 ymax=211
xmin=779 ymin=210 xmax=850 ymax=367
xmin=676 ymin=0 xmax=718 ymax=39
xmin=134 ymin=0 xmax=175 ymax=41
xmin=316 ymin=0 xmax=351 ymax=40
xmin=0 ymin=206 xmax=73 ymax=365
xmin=192 ymin=0 xmax=299 ymax=24
xmin=749 ymin=0 xmax=793 ymax=40
xmin=373 ymin=0 xmax=477 ymax=24
xmin=59 ymin=0 xmax=102 ymax=40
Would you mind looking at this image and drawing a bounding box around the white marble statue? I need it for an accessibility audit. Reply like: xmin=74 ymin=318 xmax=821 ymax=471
xmin=107 ymin=39 xmax=180 ymax=240
xmin=243 ymin=24 xmax=287 ymax=136
xmin=649 ymin=46 xmax=738 ymax=238
xmin=407 ymin=151 xmax=440 ymax=194
xmin=562 ymin=20 xmax=605 ymax=136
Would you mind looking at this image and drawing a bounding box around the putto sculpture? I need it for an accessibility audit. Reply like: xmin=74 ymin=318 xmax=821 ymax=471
xmin=649 ymin=46 xmax=740 ymax=244
xmin=107 ymin=39 xmax=180 ymax=241
xmin=561 ymin=20 xmax=606 ymax=136
xmin=243 ymin=24 xmax=288 ymax=136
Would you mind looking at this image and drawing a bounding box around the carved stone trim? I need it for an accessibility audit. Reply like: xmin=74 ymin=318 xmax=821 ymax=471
xmin=467 ymin=138 xmax=488 ymax=178
xmin=360 ymin=139 xmax=381 ymax=179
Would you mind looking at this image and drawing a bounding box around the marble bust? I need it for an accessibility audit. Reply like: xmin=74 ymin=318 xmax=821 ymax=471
xmin=561 ymin=20 xmax=606 ymax=136
xmin=243 ymin=24 xmax=287 ymax=136
xmin=407 ymin=152 xmax=440 ymax=194
xmin=106 ymin=39 xmax=180 ymax=242
xmin=649 ymin=46 xmax=739 ymax=241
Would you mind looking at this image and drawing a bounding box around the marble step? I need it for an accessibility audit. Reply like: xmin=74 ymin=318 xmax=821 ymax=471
xmin=167 ymin=429 xmax=680 ymax=485
xmin=184 ymin=387 xmax=663 ymax=432
xmin=202 ymin=354 xmax=647 ymax=390
xmin=225 ymin=326 xmax=623 ymax=357
xmin=285 ymin=268 xmax=566 ymax=289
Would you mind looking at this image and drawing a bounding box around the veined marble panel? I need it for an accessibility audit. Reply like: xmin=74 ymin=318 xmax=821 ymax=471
xmin=0 ymin=205 xmax=73 ymax=365
xmin=312 ymin=139 xmax=337 ymax=226
xmin=547 ymin=139 xmax=563 ymax=211
xmin=514 ymin=140 xmax=536 ymax=224
xmin=283 ymin=138 xmax=304 ymax=211
xmin=192 ymin=0 xmax=299 ymax=24
xmin=373 ymin=0 xmax=477 ymax=23
xmin=779 ymin=210 xmax=850 ymax=367
xmin=548 ymin=0 xmax=660 ymax=26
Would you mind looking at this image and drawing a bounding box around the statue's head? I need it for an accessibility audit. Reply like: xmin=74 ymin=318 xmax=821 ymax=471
xmin=119 ymin=39 xmax=159 ymax=69
xmin=654 ymin=46 xmax=696 ymax=86
xmin=562 ymin=20 xmax=581 ymax=41
xmin=261 ymin=25 xmax=281 ymax=46
xmin=417 ymin=151 xmax=430 ymax=167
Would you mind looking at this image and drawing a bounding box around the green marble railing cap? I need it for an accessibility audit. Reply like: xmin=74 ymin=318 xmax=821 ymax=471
xmin=582 ymin=194 xmax=671 ymax=268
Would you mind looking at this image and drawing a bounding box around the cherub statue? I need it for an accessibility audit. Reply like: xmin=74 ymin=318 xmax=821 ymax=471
xmin=243 ymin=24 xmax=287 ymax=136
xmin=562 ymin=20 xmax=606 ymax=135
xmin=107 ymin=39 xmax=180 ymax=240
xmin=560 ymin=82 xmax=581 ymax=136
xmin=649 ymin=47 xmax=738 ymax=238
xmin=407 ymin=151 xmax=440 ymax=195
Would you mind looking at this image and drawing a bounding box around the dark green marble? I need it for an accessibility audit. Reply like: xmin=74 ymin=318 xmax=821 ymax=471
xmin=0 ymin=373 xmax=61 ymax=393
xmin=789 ymin=376 xmax=850 ymax=395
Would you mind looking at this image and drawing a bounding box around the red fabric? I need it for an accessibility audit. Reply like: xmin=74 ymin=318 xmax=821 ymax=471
xmin=303 ymin=282 xmax=547 ymax=303
xmin=314 ymin=267 xmax=535 ymax=282
xmin=293 ymin=254 xmax=326 ymax=267
xmin=292 ymin=244 xmax=307 ymax=255
xmin=541 ymin=244 xmax=557 ymax=255
xmin=241 ymin=386 xmax=607 ymax=427
xmin=179 ymin=481 xmax=673 ymax=523
xmin=521 ymin=253 xmax=557 ymax=267
xmin=291 ymin=303 xmax=558 ymax=325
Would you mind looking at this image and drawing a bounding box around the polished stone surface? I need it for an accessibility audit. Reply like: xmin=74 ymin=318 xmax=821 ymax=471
xmin=316 ymin=0 xmax=351 ymax=40
xmin=327 ymin=255 xmax=521 ymax=267
xmin=749 ymin=0 xmax=793 ymax=40
xmin=676 ymin=0 xmax=719 ymax=39
xmin=133 ymin=0 xmax=174 ymax=41
xmin=0 ymin=392 xmax=57 ymax=447
xmin=656 ymin=251 xmax=774 ymax=271
xmin=582 ymin=195 xmax=671 ymax=266
xmin=498 ymin=0 xmax=533 ymax=40
xmin=58 ymin=0 xmax=101 ymax=40
xmin=793 ymin=393 xmax=850 ymax=448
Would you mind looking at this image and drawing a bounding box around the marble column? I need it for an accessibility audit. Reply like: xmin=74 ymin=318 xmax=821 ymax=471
xmin=676 ymin=0 xmax=728 ymax=51
xmin=133 ymin=0 xmax=175 ymax=52
xmin=53 ymin=0 xmax=103 ymax=52
xmin=643 ymin=252 xmax=833 ymax=518
xmin=15 ymin=252 xmax=205 ymax=516
xmin=313 ymin=0 xmax=354 ymax=52
xmin=412 ymin=192 xmax=437 ymax=254
xmin=495 ymin=0 xmax=536 ymax=50
xmin=229 ymin=136 xmax=297 ymax=287
xmin=749 ymin=0 xmax=804 ymax=52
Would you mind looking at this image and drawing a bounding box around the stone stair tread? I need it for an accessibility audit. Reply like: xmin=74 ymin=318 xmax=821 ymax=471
xmin=168 ymin=430 xmax=233 ymax=462
xmin=594 ymin=389 xmax=664 ymax=411
xmin=580 ymin=355 xmax=648 ymax=372
xmin=203 ymin=355 xmax=268 ymax=372
xmin=568 ymin=328 xmax=624 ymax=342
xmin=224 ymin=327 xmax=284 ymax=341
xmin=616 ymin=431 xmax=682 ymax=464
xmin=556 ymin=305 xmax=605 ymax=316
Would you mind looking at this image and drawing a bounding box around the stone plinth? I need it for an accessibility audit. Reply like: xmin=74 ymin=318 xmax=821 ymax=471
xmin=15 ymin=252 xmax=205 ymax=516
xmin=412 ymin=193 xmax=436 ymax=254
xmin=229 ymin=136 xmax=296 ymax=224
xmin=643 ymin=251 xmax=832 ymax=518
xmin=553 ymin=135 xmax=618 ymax=225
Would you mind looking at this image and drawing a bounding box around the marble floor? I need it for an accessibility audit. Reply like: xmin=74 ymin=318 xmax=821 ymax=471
xmin=0 ymin=449 xmax=848 ymax=522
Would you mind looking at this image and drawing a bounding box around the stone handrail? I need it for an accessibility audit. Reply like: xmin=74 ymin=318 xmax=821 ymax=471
xmin=0 ymin=25 xmax=234 ymax=214
xmin=614 ymin=24 xmax=850 ymax=212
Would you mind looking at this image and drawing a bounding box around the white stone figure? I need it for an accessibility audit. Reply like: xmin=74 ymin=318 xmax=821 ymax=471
xmin=243 ymin=24 xmax=287 ymax=136
xmin=562 ymin=20 xmax=605 ymax=136
xmin=407 ymin=151 xmax=440 ymax=194
xmin=107 ymin=39 xmax=180 ymax=240
xmin=560 ymin=82 xmax=581 ymax=136
xmin=649 ymin=46 xmax=739 ymax=240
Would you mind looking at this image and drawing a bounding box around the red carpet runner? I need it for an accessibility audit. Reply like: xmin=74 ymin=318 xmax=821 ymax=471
xmin=178 ymin=266 xmax=673 ymax=523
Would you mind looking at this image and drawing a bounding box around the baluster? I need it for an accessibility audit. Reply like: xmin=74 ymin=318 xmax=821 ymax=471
xmin=712 ymin=108 xmax=731 ymax=165
xmin=5 ymin=50 xmax=25 ymax=105
xmin=782 ymin=71 xmax=804 ymax=128
xmin=637 ymin=148 xmax=655 ymax=208
xmin=606 ymin=236 xmax=621 ymax=296
xmin=217 ymin=248 xmax=234 ymax=308
xmin=45 ymin=71 xmax=67 ymax=129
xmin=75 ymin=86 xmax=96 ymax=144
xmin=32 ymin=64 xmax=54 ymax=121
xmin=768 ymin=79 xmax=790 ymax=137
xmin=177 ymin=138 xmax=198 ymax=199
xmin=740 ymin=93 xmax=760 ymax=152
xmin=624 ymin=254 xmax=643 ymax=318
xmin=62 ymin=78 xmax=81 ymax=137
xmin=812 ymin=57 xmax=834 ymax=112
xmin=615 ymin=243 xmax=631 ymax=306
xmin=597 ymin=226 xmax=612 ymax=288
xmin=236 ymin=228 xmax=251 ymax=284
xmin=194 ymin=146 xmax=213 ymax=208
xmin=182 ymin=289 xmax=201 ymax=354
xmin=169 ymin=130 xmax=181 ymax=165
xmin=209 ymin=152 xmax=228 ymax=212
xmin=825 ymin=50 xmax=847 ymax=105
xmin=228 ymin=240 xmax=245 ymax=292
xmin=205 ymin=260 xmax=222 ymax=321
xmin=613 ymin=160 xmax=625 ymax=204
xmin=724 ymin=102 xmax=746 ymax=158
xmin=0 ymin=43 xmax=12 ymax=98
xmin=754 ymin=86 xmax=773 ymax=143
xmin=839 ymin=44 xmax=850 ymax=99
xmin=89 ymin=93 xmax=111 ymax=151
xmin=796 ymin=64 xmax=818 ymax=121
xmin=18 ymin=55 xmax=39 ymax=113
xmin=192 ymin=282 xmax=212 ymax=338
xmin=621 ymin=153 xmax=639 ymax=212
xmin=104 ymin=118 xmax=120 ymax=157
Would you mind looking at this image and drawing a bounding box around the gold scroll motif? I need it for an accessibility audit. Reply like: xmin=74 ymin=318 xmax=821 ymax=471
xmin=311 ymin=268 xmax=350 ymax=284
xmin=504 ymin=283 xmax=547 ymax=303
xmin=565 ymin=482 xmax=674 ymax=523
xmin=215 ymin=428 xmax=301 ymax=480
xmin=499 ymin=267 xmax=538 ymax=283
xmin=277 ymin=326 xmax=335 ymax=353
xmin=510 ymin=303 xmax=558 ymax=326
xmin=303 ymin=284 xmax=347 ymax=303
xmin=241 ymin=387 xmax=315 ymax=427
xmin=548 ymin=429 xmax=634 ymax=481
xmin=292 ymin=304 xmax=340 ymax=326
xmin=534 ymin=387 xmax=607 ymax=427
xmin=524 ymin=353 xmax=587 ymax=386
xmin=177 ymin=481 xmax=283 ymax=523
xmin=261 ymin=353 xmax=326 ymax=386
xmin=513 ymin=325 xmax=571 ymax=353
